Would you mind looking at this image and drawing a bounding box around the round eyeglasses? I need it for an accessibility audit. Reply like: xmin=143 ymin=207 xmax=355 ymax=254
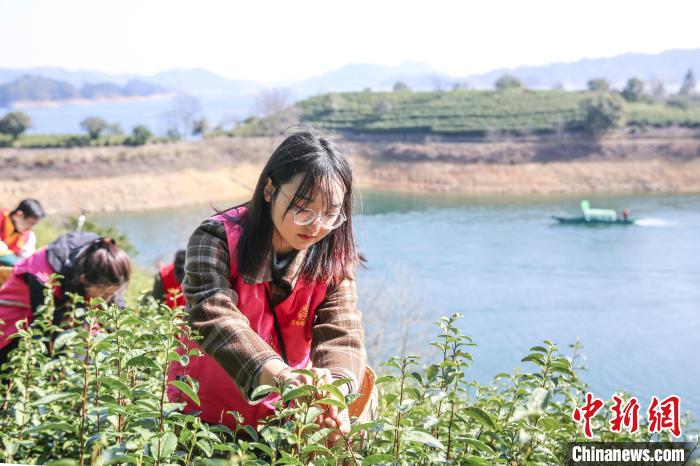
xmin=276 ymin=188 xmax=346 ymax=229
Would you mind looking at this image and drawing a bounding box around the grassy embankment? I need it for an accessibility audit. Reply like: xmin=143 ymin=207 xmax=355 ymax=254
xmin=0 ymin=132 xmax=166 ymax=149
xmin=3 ymin=89 xmax=700 ymax=147
xmin=233 ymin=89 xmax=700 ymax=136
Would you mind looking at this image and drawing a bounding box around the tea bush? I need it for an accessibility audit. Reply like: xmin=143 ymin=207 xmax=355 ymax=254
xmin=0 ymin=290 xmax=697 ymax=465
xmin=231 ymin=90 xmax=700 ymax=137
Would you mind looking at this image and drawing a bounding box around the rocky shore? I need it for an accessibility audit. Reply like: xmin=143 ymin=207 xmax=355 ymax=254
xmin=2 ymin=131 xmax=699 ymax=214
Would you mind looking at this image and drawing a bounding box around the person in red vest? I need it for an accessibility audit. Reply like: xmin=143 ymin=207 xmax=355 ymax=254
xmin=0 ymin=199 xmax=45 ymax=267
xmin=0 ymin=232 xmax=131 ymax=368
xmin=152 ymin=249 xmax=186 ymax=309
xmin=167 ymin=131 xmax=375 ymax=445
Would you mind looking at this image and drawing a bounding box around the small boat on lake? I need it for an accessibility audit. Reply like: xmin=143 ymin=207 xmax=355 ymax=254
xmin=553 ymin=200 xmax=635 ymax=225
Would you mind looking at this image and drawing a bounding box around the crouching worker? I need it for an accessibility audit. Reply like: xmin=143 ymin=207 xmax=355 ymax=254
xmin=152 ymin=249 xmax=186 ymax=309
xmin=0 ymin=199 xmax=45 ymax=267
xmin=167 ymin=131 xmax=377 ymax=447
xmin=0 ymin=232 xmax=131 ymax=368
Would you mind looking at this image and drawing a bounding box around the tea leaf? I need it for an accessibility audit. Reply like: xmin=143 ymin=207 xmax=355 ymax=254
xmin=168 ymin=380 xmax=200 ymax=406
xmin=402 ymin=430 xmax=445 ymax=449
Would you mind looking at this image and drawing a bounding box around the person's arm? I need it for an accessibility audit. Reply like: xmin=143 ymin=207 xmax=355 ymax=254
xmin=151 ymin=273 xmax=166 ymax=301
xmin=184 ymin=219 xmax=285 ymax=403
xmin=0 ymin=239 xmax=19 ymax=266
xmin=18 ymin=232 xmax=36 ymax=259
xmin=310 ymin=275 xmax=367 ymax=396
xmin=0 ymin=252 xmax=19 ymax=266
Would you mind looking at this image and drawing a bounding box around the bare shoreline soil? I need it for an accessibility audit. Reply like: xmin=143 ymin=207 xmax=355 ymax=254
xmin=1 ymin=132 xmax=699 ymax=214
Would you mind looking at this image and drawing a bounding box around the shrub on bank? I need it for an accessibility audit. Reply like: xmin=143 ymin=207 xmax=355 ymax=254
xmin=0 ymin=134 xmax=128 ymax=149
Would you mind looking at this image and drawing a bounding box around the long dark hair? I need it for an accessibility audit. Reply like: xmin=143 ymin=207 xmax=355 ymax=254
xmin=66 ymin=237 xmax=131 ymax=290
xmin=232 ymin=130 xmax=363 ymax=286
xmin=12 ymin=198 xmax=45 ymax=219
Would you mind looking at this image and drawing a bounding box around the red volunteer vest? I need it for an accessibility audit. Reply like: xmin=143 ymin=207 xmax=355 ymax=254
xmin=0 ymin=248 xmax=60 ymax=350
xmin=1 ymin=208 xmax=31 ymax=254
xmin=166 ymin=207 xmax=329 ymax=428
xmin=159 ymin=263 xmax=185 ymax=309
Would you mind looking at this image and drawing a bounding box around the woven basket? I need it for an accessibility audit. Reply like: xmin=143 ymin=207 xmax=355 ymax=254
xmin=348 ymin=366 xmax=377 ymax=420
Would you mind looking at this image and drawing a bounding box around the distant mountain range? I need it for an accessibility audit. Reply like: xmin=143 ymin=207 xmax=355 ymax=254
xmin=0 ymin=69 xmax=261 ymax=105
xmin=0 ymin=75 xmax=167 ymax=107
xmin=281 ymin=62 xmax=455 ymax=95
xmin=0 ymin=48 xmax=698 ymax=107
xmin=296 ymin=49 xmax=699 ymax=92
xmin=464 ymin=48 xmax=700 ymax=91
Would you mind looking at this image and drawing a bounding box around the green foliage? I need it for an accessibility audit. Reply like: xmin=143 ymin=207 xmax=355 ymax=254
xmin=108 ymin=123 xmax=124 ymax=136
xmin=374 ymin=98 xmax=392 ymax=115
xmin=580 ymin=92 xmax=627 ymax=135
xmin=231 ymin=89 xmax=700 ymax=138
xmin=587 ymin=78 xmax=611 ymax=92
xmin=0 ymin=111 xmax=32 ymax=140
xmin=34 ymin=216 xmax=133 ymax=255
xmin=393 ymin=81 xmax=410 ymax=92
xmin=191 ymin=118 xmax=210 ymax=137
xmin=61 ymin=217 xmax=136 ymax=257
xmin=629 ymin=100 xmax=700 ymax=127
xmin=621 ymin=78 xmax=647 ymax=103
xmin=495 ymin=74 xmax=524 ymax=91
xmin=230 ymin=110 xmax=298 ymax=137
xmin=32 ymin=219 xmax=66 ymax=249
xmin=5 ymin=89 xmax=700 ymax=147
xmin=0 ymin=133 xmax=127 ymax=148
xmin=228 ymin=87 xmax=700 ymax=139
xmin=123 ymin=263 xmax=153 ymax=307
xmin=230 ymin=116 xmax=266 ymax=137
xmin=294 ymin=89 xmax=586 ymax=136
xmin=164 ymin=128 xmax=182 ymax=142
xmin=125 ymin=125 xmax=153 ymax=146
xmin=0 ymin=124 xmax=177 ymax=148
xmin=2 ymin=303 xmax=695 ymax=464
xmin=679 ymin=69 xmax=696 ymax=96
xmin=80 ymin=117 xmax=110 ymax=140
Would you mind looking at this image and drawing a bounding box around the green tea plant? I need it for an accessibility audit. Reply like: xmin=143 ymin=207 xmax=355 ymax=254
xmin=230 ymin=89 xmax=700 ymax=137
xmin=0 ymin=286 xmax=697 ymax=465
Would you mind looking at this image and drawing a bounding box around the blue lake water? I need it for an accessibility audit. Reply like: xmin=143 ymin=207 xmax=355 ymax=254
xmin=93 ymin=192 xmax=700 ymax=422
xmin=2 ymin=94 xmax=255 ymax=135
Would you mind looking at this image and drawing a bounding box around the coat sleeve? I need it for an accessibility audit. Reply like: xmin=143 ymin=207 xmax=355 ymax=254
xmin=183 ymin=219 xmax=284 ymax=403
xmin=310 ymin=275 xmax=367 ymax=396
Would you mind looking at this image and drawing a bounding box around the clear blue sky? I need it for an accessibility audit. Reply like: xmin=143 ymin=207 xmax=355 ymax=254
xmin=1 ymin=0 xmax=699 ymax=83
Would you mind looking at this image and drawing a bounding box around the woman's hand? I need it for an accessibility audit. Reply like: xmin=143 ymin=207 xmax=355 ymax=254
xmin=259 ymin=362 xmax=351 ymax=446
xmin=276 ymin=365 xmax=311 ymax=387
xmin=318 ymin=407 xmax=350 ymax=447
xmin=307 ymin=367 xmax=351 ymax=447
